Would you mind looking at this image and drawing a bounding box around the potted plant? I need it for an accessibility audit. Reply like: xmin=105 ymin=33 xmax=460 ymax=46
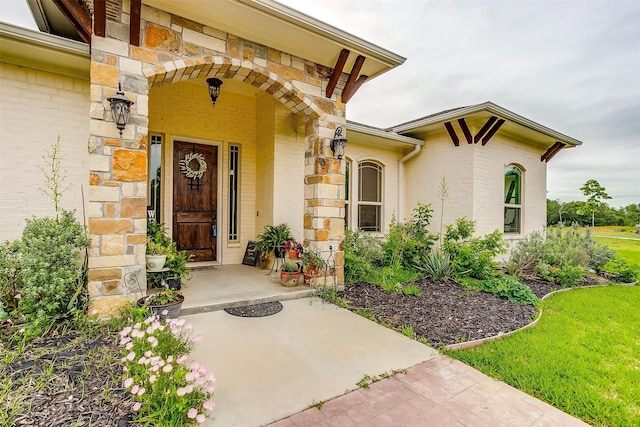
xmin=137 ymin=289 xmax=184 ymax=319
xmin=146 ymin=240 xmax=169 ymax=272
xmin=283 ymin=240 xmax=303 ymax=259
xmin=255 ymin=223 xmax=294 ymax=262
xmin=280 ymin=260 xmax=300 ymax=286
xmin=146 ymin=220 xmax=193 ymax=288
xmin=301 ymin=248 xmax=325 ymax=286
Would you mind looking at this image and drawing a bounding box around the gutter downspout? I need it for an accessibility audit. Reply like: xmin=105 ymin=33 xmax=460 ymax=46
xmin=398 ymin=143 xmax=422 ymax=221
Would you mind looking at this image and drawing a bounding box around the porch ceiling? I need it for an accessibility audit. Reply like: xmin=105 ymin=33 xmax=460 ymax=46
xmin=144 ymin=0 xmax=405 ymax=80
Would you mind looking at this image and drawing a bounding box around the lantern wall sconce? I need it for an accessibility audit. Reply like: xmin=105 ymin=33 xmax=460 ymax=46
xmin=330 ymin=127 xmax=348 ymax=159
xmin=206 ymin=77 xmax=223 ymax=106
xmin=107 ymin=83 xmax=134 ymax=137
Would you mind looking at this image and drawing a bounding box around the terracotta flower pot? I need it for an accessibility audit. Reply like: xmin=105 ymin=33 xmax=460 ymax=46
xmin=304 ymin=268 xmax=320 ymax=286
xmin=288 ymin=249 xmax=299 ymax=259
xmin=280 ymin=271 xmax=300 ymax=287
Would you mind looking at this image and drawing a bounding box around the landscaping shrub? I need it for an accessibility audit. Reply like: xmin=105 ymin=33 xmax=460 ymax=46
xmin=538 ymin=263 xmax=586 ymax=288
xmin=415 ymin=247 xmax=453 ymax=281
xmin=383 ymin=204 xmax=438 ymax=269
xmin=457 ymin=276 xmax=539 ymax=305
xmin=602 ymin=257 xmax=638 ymax=283
xmin=119 ymin=310 xmax=215 ymax=425
xmin=344 ymin=229 xmax=383 ymax=284
xmin=444 ymin=218 xmax=506 ymax=280
xmin=505 ymin=231 xmax=547 ymax=278
xmin=507 ymin=226 xmax=615 ymax=285
xmin=0 ymin=241 xmax=21 ymax=323
xmin=8 ymin=211 xmax=90 ymax=334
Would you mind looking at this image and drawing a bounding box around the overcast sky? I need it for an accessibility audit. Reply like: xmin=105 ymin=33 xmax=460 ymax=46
xmin=2 ymin=0 xmax=638 ymax=208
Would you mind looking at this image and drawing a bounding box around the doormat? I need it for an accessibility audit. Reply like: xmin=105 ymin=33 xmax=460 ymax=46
xmin=224 ymin=301 xmax=283 ymax=317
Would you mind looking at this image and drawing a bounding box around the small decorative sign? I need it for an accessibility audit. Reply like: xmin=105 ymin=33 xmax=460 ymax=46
xmin=242 ymin=240 xmax=259 ymax=266
xmin=180 ymin=152 xmax=207 ymax=179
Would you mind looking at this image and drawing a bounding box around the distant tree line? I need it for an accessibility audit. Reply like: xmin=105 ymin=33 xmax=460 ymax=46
xmin=547 ymin=199 xmax=639 ymax=227
xmin=547 ymin=180 xmax=639 ymax=227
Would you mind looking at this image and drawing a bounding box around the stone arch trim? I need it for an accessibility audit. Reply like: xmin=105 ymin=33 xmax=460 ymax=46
xmin=142 ymin=56 xmax=321 ymax=119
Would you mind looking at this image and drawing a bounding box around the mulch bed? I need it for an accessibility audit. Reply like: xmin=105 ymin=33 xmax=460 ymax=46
xmin=4 ymin=331 xmax=133 ymax=427
xmin=340 ymin=276 xmax=582 ymax=347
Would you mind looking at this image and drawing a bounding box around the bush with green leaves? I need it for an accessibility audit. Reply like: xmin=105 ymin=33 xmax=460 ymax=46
xmin=602 ymin=257 xmax=638 ymax=284
xmin=146 ymin=220 xmax=192 ymax=287
xmin=443 ymin=218 xmax=506 ymax=280
xmin=344 ymin=228 xmax=383 ymax=284
xmin=538 ymin=263 xmax=586 ymax=288
xmin=543 ymin=226 xmax=614 ymax=271
xmin=383 ymin=204 xmax=438 ymax=269
xmin=9 ymin=210 xmax=90 ymax=333
xmin=457 ymin=276 xmax=539 ymax=305
xmin=505 ymin=231 xmax=548 ymax=278
xmin=0 ymin=240 xmax=21 ymax=323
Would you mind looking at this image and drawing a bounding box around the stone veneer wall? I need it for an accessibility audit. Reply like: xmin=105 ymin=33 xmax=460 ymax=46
xmin=88 ymin=3 xmax=345 ymax=315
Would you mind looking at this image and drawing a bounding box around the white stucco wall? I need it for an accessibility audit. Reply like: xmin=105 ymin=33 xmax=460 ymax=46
xmin=403 ymin=131 xmax=474 ymax=235
xmin=0 ymin=62 xmax=90 ymax=241
xmin=402 ymin=130 xmax=547 ymax=238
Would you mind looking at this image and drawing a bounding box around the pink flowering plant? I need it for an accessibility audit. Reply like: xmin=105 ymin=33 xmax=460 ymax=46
xmin=119 ymin=311 xmax=215 ymax=425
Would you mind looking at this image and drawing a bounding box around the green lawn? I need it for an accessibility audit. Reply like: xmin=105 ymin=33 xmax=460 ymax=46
xmin=449 ymin=286 xmax=640 ymax=427
xmin=594 ymin=236 xmax=640 ymax=268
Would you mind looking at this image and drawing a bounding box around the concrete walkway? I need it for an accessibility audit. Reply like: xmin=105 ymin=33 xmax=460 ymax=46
xmin=186 ymin=298 xmax=438 ymax=426
xmin=185 ymin=297 xmax=588 ymax=427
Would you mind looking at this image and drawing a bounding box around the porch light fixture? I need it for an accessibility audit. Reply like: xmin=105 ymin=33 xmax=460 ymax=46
xmin=206 ymin=77 xmax=223 ymax=106
xmin=330 ymin=127 xmax=348 ymax=159
xmin=107 ymin=83 xmax=134 ymax=137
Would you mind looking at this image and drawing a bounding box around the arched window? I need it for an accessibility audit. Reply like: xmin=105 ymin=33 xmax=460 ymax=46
xmin=358 ymin=161 xmax=383 ymax=232
xmin=504 ymin=165 xmax=522 ymax=233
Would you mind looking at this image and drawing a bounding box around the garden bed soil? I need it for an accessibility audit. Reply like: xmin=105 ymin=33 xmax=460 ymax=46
xmin=339 ymin=277 xmax=579 ymax=347
xmin=4 ymin=331 xmax=132 ymax=427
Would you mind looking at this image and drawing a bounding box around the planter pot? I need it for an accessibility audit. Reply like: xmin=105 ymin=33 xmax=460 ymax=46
xmin=304 ymin=268 xmax=321 ymax=286
xmin=280 ymin=271 xmax=300 ymax=287
xmin=288 ymin=249 xmax=299 ymax=259
xmin=137 ymin=294 xmax=184 ymax=320
xmin=145 ymin=254 xmax=167 ymax=272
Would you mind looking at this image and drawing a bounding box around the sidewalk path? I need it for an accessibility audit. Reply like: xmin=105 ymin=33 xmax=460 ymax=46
xmin=269 ymin=356 xmax=589 ymax=427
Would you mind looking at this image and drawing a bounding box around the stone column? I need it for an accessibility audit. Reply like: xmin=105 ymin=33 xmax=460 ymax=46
xmin=87 ymin=37 xmax=149 ymax=316
xmin=304 ymin=109 xmax=346 ymax=286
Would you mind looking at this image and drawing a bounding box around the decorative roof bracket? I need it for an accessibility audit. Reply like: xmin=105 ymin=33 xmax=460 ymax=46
xmin=445 ymin=116 xmax=505 ymax=147
xmin=52 ymin=0 xmax=92 ymax=42
xmin=541 ymin=141 xmax=566 ymax=162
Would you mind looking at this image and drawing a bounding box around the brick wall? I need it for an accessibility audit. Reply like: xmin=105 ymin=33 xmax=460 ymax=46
xmin=0 ymin=63 xmax=90 ymax=241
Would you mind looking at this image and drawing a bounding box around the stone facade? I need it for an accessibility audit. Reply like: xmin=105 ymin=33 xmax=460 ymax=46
xmin=88 ymin=4 xmax=346 ymax=314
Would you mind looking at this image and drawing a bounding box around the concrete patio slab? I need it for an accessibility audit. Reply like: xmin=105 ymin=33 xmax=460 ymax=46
xmin=186 ymin=298 xmax=438 ymax=426
xmin=180 ymin=265 xmax=313 ymax=315
xmin=269 ymin=356 xmax=590 ymax=426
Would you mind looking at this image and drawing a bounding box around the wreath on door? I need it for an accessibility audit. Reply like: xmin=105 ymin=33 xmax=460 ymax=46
xmin=180 ymin=153 xmax=207 ymax=179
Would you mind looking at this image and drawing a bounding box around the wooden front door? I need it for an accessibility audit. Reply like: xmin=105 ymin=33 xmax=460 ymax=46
xmin=173 ymin=141 xmax=218 ymax=261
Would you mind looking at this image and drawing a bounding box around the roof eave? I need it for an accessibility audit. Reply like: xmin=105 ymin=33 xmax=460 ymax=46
xmin=347 ymin=121 xmax=424 ymax=148
xmin=392 ymin=102 xmax=583 ymax=147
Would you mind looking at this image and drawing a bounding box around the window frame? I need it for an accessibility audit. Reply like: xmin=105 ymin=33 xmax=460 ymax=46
xmin=148 ymin=132 xmax=163 ymax=223
xmin=357 ymin=160 xmax=383 ymax=233
xmin=504 ymin=164 xmax=523 ymax=234
xmin=228 ymin=144 xmax=240 ymax=242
